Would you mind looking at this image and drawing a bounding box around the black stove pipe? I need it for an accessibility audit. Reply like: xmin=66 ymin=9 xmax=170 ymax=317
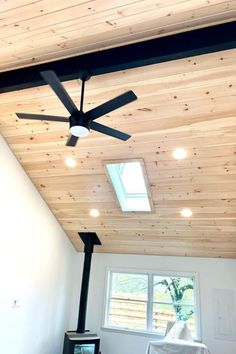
xmin=77 ymin=232 xmax=101 ymax=333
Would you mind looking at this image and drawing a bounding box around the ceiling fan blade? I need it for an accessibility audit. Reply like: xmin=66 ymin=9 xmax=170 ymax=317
xmin=16 ymin=113 xmax=68 ymax=122
xmin=66 ymin=134 xmax=79 ymax=147
xmin=84 ymin=90 xmax=137 ymax=121
xmin=40 ymin=71 xmax=79 ymax=116
xmin=90 ymin=121 xmax=131 ymax=141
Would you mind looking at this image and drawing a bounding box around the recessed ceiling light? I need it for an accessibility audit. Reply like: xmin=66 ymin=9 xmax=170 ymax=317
xmin=89 ymin=209 xmax=100 ymax=217
xmin=173 ymin=148 xmax=187 ymax=160
xmin=65 ymin=157 xmax=77 ymax=168
xmin=180 ymin=208 xmax=192 ymax=217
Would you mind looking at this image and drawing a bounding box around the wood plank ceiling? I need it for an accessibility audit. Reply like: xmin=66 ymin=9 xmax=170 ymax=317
xmin=0 ymin=1 xmax=236 ymax=258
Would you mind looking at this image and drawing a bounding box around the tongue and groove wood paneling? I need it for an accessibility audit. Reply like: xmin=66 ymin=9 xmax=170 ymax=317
xmin=1 ymin=0 xmax=236 ymax=72
xmin=0 ymin=45 xmax=236 ymax=258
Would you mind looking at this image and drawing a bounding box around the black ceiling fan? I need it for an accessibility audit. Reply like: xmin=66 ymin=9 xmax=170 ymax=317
xmin=16 ymin=70 xmax=137 ymax=147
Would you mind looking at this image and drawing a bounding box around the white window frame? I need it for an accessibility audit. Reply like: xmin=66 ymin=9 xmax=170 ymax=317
xmin=102 ymin=267 xmax=201 ymax=340
xmin=104 ymin=159 xmax=154 ymax=213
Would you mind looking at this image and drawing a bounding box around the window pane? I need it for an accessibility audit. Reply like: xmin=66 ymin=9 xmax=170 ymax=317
xmin=182 ymin=288 xmax=194 ymax=305
xmin=185 ymin=309 xmax=196 ymax=337
xmin=111 ymin=273 xmax=148 ymax=301
xmin=106 ymin=161 xmax=152 ymax=211
xmin=108 ymin=299 xmax=147 ymax=330
xmin=153 ymin=276 xmax=194 ymax=305
xmin=153 ymin=303 xmax=176 ymax=334
xmin=153 ymin=276 xmax=173 ymax=302
xmin=120 ymin=162 xmax=147 ymax=194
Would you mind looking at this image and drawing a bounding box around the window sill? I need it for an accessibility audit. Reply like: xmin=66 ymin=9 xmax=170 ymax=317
xmin=101 ymin=326 xmax=164 ymax=339
xmin=101 ymin=326 xmax=201 ymax=342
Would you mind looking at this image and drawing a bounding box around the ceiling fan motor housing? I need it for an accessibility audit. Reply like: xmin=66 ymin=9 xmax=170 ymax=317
xmin=69 ymin=113 xmax=90 ymax=137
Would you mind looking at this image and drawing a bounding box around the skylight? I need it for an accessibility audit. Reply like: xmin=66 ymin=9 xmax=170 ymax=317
xmin=106 ymin=160 xmax=152 ymax=212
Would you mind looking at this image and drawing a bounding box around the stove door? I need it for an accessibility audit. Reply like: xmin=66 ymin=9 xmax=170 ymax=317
xmin=74 ymin=343 xmax=96 ymax=354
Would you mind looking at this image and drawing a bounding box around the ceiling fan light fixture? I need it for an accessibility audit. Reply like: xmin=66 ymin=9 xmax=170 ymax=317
xmin=69 ymin=125 xmax=89 ymax=137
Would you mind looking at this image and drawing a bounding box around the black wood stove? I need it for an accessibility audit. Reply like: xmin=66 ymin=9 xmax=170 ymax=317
xmin=63 ymin=232 xmax=101 ymax=354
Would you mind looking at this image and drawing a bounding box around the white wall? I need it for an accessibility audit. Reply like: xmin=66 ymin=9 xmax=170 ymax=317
xmin=71 ymin=253 xmax=236 ymax=354
xmin=0 ymin=136 xmax=79 ymax=354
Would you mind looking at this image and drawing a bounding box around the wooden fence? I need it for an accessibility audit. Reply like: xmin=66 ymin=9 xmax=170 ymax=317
xmin=109 ymin=300 xmax=195 ymax=335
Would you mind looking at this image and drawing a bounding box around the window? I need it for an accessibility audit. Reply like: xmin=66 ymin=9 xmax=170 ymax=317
xmin=105 ymin=160 xmax=152 ymax=212
xmin=104 ymin=269 xmax=200 ymax=339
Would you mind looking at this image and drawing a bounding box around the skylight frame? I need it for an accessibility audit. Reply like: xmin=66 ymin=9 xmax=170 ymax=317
xmin=104 ymin=158 xmax=154 ymax=213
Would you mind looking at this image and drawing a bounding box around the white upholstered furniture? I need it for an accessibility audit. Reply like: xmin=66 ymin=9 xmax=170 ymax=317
xmin=146 ymin=339 xmax=210 ymax=354
xmin=146 ymin=321 xmax=210 ymax=354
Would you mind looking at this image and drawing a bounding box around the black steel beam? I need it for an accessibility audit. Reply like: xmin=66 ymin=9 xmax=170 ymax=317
xmin=0 ymin=21 xmax=236 ymax=94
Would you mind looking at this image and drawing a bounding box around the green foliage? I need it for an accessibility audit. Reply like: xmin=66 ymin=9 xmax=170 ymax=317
xmin=155 ymin=277 xmax=194 ymax=321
